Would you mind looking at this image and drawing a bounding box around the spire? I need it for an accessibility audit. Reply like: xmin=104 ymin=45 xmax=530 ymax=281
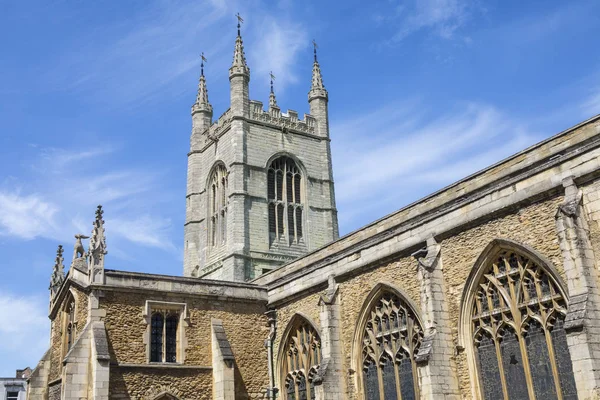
xmin=49 ymin=245 xmax=65 ymax=297
xmin=309 ymin=39 xmax=327 ymax=101
xmin=192 ymin=53 xmax=213 ymax=114
xmin=269 ymin=71 xmax=278 ymax=109
xmin=230 ymin=13 xmax=250 ymax=78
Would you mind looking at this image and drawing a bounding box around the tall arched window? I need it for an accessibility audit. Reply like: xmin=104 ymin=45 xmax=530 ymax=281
xmin=208 ymin=164 xmax=228 ymax=248
xmin=280 ymin=316 xmax=321 ymax=400
xmin=469 ymin=246 xmax=578 ymax=400
xmin=268 ymin=156 xmax=303 ymax=245
xmin=359 ymin=288 xmax=423 ymax=400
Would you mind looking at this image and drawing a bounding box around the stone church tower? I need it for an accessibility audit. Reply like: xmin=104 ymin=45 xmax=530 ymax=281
xmin=183 ymin=25 xmax=339 ymax=281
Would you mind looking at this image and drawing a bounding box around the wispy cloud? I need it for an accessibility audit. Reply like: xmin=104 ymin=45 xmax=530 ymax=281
xmin=331 ymin=101 xmax=539 ymax=230
xmin=375 ymin=0 xmax=475 ymax=43
xmin=0 ymin=192 xmax=58 ymax=240
xmin=249 ymin=19 xmax=308 ymax=92
xmin=581 ymin=88 xmax=600 ymax=118
xmin=1 ymin=144 xmax=177 ymax=256
xmin=0 ymin=293 xmax=49 ymax=375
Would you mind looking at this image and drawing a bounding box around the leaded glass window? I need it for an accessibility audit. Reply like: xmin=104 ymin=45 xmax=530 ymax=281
xmin=268 ymin=156 xmax=303 ymax=245
xmin=360 ymin=290 xmax=422 ymax=400
xmin=471 ymin=248 xmax=578 ymax=400
xmin=62 ymin=293 xmax=76 ymax=358
xmin=208 ymin=164 xmax=228 ymax=248
xmin=281 ymin=317 xmax=321 ymax=400
xmin=149 ymin=311 xmax=179 ymax=363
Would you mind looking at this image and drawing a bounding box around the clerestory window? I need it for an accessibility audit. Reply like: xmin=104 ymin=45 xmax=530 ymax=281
xmin=470 ymin=248 xmax=577 ymax=400
xmin=209 ymin=164 xmax=228 ymax=248
xmin=267 ymin=156 xmax=303 ymax=245
xmin=150 ymin=311 xmax=179 ymax=363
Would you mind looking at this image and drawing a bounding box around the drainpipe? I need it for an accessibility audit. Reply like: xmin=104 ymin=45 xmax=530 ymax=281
xmin=265 ymin=309 xmax=278 ymax=400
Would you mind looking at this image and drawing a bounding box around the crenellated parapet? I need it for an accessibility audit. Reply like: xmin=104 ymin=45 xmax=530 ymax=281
xmin=249 ymin=100 xmax=316 ymax=134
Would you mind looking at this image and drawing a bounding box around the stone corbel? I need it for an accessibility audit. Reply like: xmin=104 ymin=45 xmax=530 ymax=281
xmin=414 ymin=333 xmax=435 ymax=364
xmin=413 ymin=235 xmax=441 ymax=273
xmin=312 ymin=357 xmax=331 ymax=386
xmin=564 ymin=293 xmax=588 ymax=331
xmin=318 ymin=275 xmax=339 ymax=305
xmin=556 ymin=176 xmax=583 ymax=218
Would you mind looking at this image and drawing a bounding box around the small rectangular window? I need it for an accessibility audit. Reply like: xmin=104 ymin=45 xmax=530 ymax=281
xmin=7 ymin=392 xmax=19 ymax=400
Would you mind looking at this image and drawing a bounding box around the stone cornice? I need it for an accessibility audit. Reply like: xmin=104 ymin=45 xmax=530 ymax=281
xmin=99 ymin=269 xmax=267 ymax=302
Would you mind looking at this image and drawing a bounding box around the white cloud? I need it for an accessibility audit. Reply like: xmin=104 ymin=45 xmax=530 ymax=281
xmin=331 ymin=102 xmax=539 ymax=230
xmin=107 ymin=215 xmax=176 ymax=252
xmin=376 ymin=0 xmax=474 ymax=43
xmin=249 ymin=19 xmax=309 ymax=92
xmin=0 ymin=192 xmax=58 ymax=240
xmin=0 ymin=293 xmax=49 ymax=376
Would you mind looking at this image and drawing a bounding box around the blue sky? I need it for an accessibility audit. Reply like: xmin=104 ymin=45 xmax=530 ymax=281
xmin=1 ymin=0 xmax=599 ymax=376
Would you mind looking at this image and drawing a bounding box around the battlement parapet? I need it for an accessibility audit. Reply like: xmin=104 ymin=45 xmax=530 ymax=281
xmin=207 ymin=108 xmax=233 ymax=139
xmin=249 ymin=100 xmax=316 ymax=134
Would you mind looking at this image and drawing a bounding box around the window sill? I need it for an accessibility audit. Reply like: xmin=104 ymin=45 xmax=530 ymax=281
xmin=115 ymin=363 xmax=212 ymax=370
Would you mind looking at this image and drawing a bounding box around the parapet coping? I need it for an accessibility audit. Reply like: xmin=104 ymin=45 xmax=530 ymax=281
xmin=101 ymin=269 xmax=268 ymax=302
xmin=252 ymin=114 xmax=600 ymax=289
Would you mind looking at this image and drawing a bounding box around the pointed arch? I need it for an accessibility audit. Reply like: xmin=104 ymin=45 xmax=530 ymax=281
xmin=459 ymin=238 xmax=577 ymax=400
xmin=61 ymin=290 xmax=77 ymax=358
xmin=352 ymin=282 xmax=424 ymax=400
xmin=278 ymin=313 xmax=322 ymax=400
xmin=266 ymin=153 xmax=306 ymax=246
xmin=206 ymin=161 xmax=228 ymax=249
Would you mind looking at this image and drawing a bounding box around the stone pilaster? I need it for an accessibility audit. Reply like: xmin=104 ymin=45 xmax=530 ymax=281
xmin=91 ymin=321 xmax=110 ymax=400
xmin=314 ymin=275 xmax=343 ymax=400
xmin=414 ymin=236 xmax=460 ymax=400
xmin=555 ymin=176 xmax=600 ymax=398
xmin=211 ymin=319 xmax=235 ymax=400
xmin=61 ymin=323 xmax=91 ymax=400
xmin=26 ymin=349 xmax=51 ymax=400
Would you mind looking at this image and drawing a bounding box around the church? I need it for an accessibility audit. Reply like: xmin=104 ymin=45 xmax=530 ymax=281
xmin=26 ymin=20 xmax=600 ymax=400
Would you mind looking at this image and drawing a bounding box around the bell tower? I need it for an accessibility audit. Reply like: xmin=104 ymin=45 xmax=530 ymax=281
xmin=183 ymin=23 xmax=338 ymax=281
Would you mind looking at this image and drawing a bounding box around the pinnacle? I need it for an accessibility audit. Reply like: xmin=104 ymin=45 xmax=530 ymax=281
xmin=309 ymin=57 xmax=328 ymax=101
xmin=229 ymin=25 xmax=250 ymax=78
xmin=192 ymin=62 xmax=213 ymax=114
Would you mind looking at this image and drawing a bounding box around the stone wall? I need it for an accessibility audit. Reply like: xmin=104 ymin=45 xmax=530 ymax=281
xmin=100 ymin=290 xmax=270 ymax=399
xmin=109 ymin=368 xmax=212 ymax=399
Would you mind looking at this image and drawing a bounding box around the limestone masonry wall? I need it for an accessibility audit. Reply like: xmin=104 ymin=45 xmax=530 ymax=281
xmin=100 ymin=290 xmax=270 ymax=399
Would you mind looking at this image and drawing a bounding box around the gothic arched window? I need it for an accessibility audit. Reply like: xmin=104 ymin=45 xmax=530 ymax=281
xmin=280 ymin=316 xmax=321 ymax=400
xmin=470 ymin=247 xmax=578 ymax=400
xmin=150 ymin=311 xmax=179 ymax=363
xmin=268 ymin=156 xmax=303 ymax=245
xmin=359 ymin=288 xmax=423 ymax=400
xmin=208 ymin=164 xmax=228 ymax=248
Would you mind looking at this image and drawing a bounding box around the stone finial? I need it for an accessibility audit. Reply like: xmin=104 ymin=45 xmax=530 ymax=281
xmin=229 ymin=14 xmax=250 ymax=79
xmin=89 ymin=205 xmax=107 ymax=284
xmin=192 ymin=53 xmax=213 ymax=115
xmin=308 ymin=40 xmax=327 ymax=102
xmin=49 ymin=245 xmax=65 ymax=297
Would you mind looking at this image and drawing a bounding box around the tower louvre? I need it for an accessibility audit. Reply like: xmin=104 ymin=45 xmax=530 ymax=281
xmin=183 ymin=24 xmax=338 ymax=281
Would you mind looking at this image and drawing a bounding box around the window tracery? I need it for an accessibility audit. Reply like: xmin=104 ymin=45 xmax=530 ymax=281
xmin=268 ymin=156 xmax=303 ymax=245
xmin=209 ymin=164 xmax=228 ymax=248
xmin=281 ymin=317 xmax=321 ymax=400
xmin=360 ymin=290 xmax=422 ymax=400
xmin=62 ymin=293 xmax=76 ymax=358
xmin=471 ymin=248 xmax=578 ymax=400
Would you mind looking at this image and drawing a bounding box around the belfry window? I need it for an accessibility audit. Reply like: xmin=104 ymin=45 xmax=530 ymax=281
xmin=281 ymin=317 xmax=321 ymax=400
xmin=267 ymin=156 xmax=303 ymax=244
xmin=208 ymin=164 xmax=228 ymax=248
xmin=360 ymin=289 xmax=423 ymax=400
xmin=150 ymin=311 xmax=179 ymax=363
xmin=471 ymin=248 xmax=577 ymax=400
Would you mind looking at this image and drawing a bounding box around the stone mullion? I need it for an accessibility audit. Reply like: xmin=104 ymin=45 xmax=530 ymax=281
xmin=543 ymin=327 xmax=564 ymax=400
xmin=493 ymin=336 xmax=510 ymax=400
xmin=516 ymin=332 xmax=537 ymax=400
